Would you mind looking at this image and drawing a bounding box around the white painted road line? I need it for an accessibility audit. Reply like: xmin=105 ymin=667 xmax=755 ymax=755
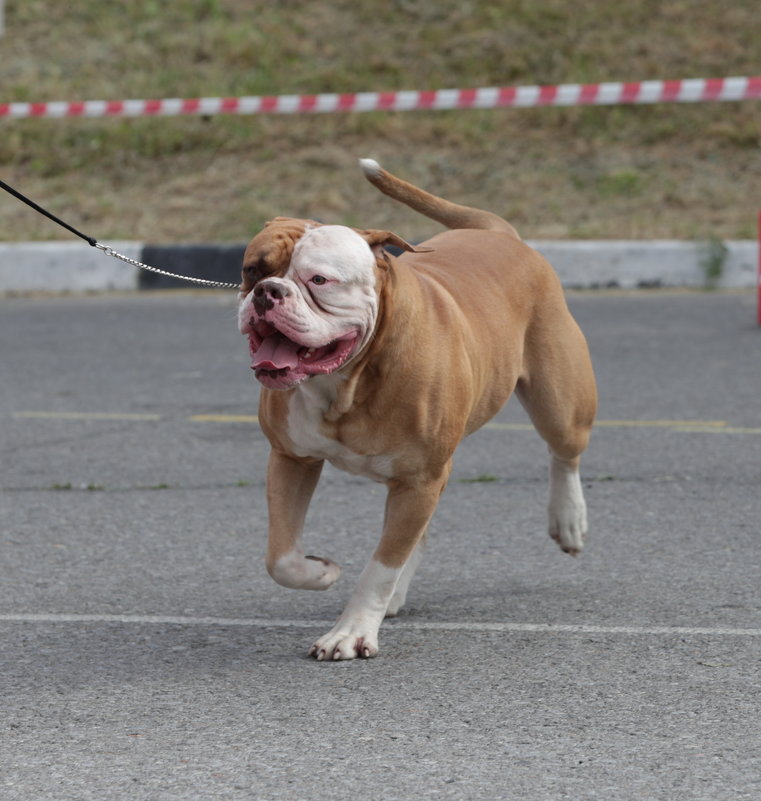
xmin=0 ymin=613 xmax=759 ymax=638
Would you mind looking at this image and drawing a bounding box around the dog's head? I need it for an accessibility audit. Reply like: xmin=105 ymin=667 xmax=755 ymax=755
xmin=238 ymin=217 xmax=417 ymax=390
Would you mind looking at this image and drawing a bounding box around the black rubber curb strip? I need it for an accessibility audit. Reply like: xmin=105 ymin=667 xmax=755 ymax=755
xmin=138 ymin=240 xmax=758 ymax=292
xmin=138 ymin=244 xmax=246 ymax=290
xmin=137 ymin=242 xmax=412 ymax=290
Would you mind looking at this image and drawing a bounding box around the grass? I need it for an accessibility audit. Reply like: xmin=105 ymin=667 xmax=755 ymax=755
xmin=0 ymin=0 xmax=759 ymax=243
xmin=459 ymin=474 xmax=500 ymax=484
xmin=698 ymin=236 xmax=730 ymax=288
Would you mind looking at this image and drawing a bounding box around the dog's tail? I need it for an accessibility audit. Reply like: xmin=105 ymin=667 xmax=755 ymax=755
xmin=359 ymin=158 xmax=519 ymax=238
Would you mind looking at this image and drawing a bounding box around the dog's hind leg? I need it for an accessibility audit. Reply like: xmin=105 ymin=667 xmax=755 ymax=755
xmin=516 ymin=304 xmax=597 ymax=555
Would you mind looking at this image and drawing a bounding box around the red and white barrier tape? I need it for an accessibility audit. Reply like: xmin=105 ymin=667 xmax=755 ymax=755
xmin=2 ymin=76 xmax=760 ymax=120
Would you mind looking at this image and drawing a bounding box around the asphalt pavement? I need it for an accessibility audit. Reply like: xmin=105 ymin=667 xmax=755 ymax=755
xmin=1 ymin=289 xmax=760 ymax=800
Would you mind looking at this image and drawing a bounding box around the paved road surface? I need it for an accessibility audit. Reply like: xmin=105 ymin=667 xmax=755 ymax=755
xmin=1 ymin=290 xmax=760 ymax=800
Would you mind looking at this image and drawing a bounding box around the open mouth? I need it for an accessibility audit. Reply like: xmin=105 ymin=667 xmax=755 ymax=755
xmin=247 ymin=321 xmax=360 ymax=389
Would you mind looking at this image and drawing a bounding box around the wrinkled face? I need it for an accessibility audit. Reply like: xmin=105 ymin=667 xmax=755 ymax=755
xmin=238 ymin=223 xmax=380 ymax=390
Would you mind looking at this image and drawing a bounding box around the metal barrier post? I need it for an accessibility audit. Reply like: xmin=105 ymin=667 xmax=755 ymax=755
xmin=758 ymin=210 xmax=761 ymax=325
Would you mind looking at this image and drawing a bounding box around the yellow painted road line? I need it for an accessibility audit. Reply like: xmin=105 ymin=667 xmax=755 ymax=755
xmin=13 ymin=411 xmax=162 ymax=422
xmin=674 ymin=426 xmax=761 ymax=435
xmin=482 ymin=422 xmax=535 ymax=431
xmin=594 ymin=419 xmax=727 ymax=429
xmin=483 ymin=419 xmax=729 ymax=432
xmin=12 ymin=413 xmax=760 ymax=434
xmin=188 ymin=414 xmax=259 ymax=423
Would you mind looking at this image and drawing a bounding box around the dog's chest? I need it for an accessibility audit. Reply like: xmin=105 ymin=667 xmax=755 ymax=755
xmin=286 ymin=380 xmax=394 ymax=481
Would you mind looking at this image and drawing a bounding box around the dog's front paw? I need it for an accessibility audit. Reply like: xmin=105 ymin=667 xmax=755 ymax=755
xmin=268 ymin=551 xmax=341 ymax=590
xmin=309 ymin=624 xmax=380 ymax=661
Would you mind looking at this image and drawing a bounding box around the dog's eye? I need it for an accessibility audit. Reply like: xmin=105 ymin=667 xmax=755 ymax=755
xmin=242 ymin=258 xmax=267 ymax=287
xmin=310 ymin=275 xmax=327 ymax=285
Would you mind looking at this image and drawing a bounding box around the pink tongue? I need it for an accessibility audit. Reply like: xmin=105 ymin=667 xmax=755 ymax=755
xmin=252 ymin=332 xmax=301 ymax=370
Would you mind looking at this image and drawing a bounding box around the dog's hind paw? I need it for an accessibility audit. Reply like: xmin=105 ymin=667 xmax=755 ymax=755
xmin=548 ymin=457 xmax=588 ymax=556
xmin=548 ymin=487 xmax=587 ymax=555
xmin=549 ymin=513 xmax=586 ymax=556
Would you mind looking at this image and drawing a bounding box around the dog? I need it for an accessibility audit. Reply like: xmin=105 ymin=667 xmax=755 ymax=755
xmin=237 ymin=159 xmax=597 ymax=660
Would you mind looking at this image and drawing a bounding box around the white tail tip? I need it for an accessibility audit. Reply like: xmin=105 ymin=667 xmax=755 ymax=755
xmin=359 ymin=158 xmax=382 ymax=177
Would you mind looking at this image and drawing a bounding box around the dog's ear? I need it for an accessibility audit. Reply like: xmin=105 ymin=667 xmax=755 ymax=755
xmin=357 ymin=228 xmax=434 ymax=255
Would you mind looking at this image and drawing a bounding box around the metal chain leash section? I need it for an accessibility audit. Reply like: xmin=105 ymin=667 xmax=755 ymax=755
xmin=94 ymin=244 xmax=240 ymax=289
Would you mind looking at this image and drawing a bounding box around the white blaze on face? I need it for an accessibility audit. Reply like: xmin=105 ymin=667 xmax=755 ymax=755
xmin=288 ymin=225 xmax=379 ymax=344
xmin=238 ymin=225 xmax=380 ymax=391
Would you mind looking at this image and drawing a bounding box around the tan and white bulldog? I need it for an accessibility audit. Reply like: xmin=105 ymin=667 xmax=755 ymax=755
xmin=237 ymin=159 xmax=597 ymax=660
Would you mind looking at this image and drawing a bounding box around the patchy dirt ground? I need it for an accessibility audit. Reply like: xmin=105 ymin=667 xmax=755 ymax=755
xmin=1 ymin=1 xmax=759 ymax=243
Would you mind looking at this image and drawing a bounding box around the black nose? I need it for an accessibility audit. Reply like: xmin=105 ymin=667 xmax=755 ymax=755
xmin=253 ymin=280 xmax=290 ymax=313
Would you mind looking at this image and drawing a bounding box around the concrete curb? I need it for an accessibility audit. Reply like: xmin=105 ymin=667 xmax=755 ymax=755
xmin=0 ymin=239 xmax=756 ymax=293
xmin=0 ymin=241 xmax=143 ymax=293
xmin=537 ymin=240 xmax=757 ymax=290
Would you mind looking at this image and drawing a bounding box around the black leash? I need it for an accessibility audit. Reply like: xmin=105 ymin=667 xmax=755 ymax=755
xmin=1 ymin=178 xmax=97 ymax=246
xmin=0 ymin=178 xmax=239 ymax=289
